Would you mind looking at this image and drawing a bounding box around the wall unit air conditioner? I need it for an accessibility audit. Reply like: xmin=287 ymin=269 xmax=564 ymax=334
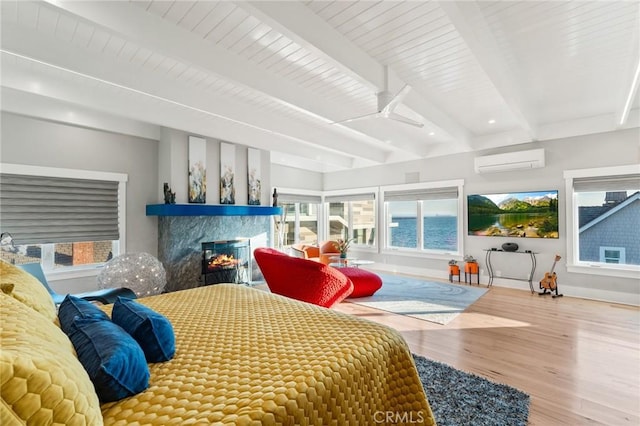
xmin=474 ymin=148 xmax=545 ymax=174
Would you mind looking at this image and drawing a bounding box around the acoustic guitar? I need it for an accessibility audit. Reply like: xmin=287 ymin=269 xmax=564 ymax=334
xmin=539 ymin=254 xmax=563 ymax=297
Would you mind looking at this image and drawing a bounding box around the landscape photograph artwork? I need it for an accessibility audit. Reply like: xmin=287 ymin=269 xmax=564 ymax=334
xmin=467 ymin=190 xmax=559 ymax=238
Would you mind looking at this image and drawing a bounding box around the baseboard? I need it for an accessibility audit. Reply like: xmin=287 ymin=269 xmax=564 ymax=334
xmin=364 ymin=263 xmax=639 ymax=306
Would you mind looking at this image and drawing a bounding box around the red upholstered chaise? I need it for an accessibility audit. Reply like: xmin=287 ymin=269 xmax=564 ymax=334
xmin=254 ymin=247 xmax=354 ymax=308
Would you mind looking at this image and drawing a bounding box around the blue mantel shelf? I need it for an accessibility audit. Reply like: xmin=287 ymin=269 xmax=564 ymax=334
xmin=146 ymin=204 xmax=282 ymax=217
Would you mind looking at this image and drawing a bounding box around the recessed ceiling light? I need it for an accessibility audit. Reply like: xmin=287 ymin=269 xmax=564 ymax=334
xmin=428 ymin=132 xmax=435 ymax=136
xmin=488 ymin=119 xmax=496 ymax=124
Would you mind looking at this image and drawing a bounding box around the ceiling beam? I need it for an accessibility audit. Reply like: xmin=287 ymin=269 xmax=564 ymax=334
xmin=39 ymin=0 xmax=406 ymax=158
xmin=235 ymin=0 xmax=472 ymax=150
xmin=1 ymin=18 xmax=393 ymax=166
xmin=0 ymin=55 xmax=358 ymax=170
xmin=237 ymin=1 xmax=383 ymax=93
xmin=438 ymin=1 xmax=537 ymax=139
xmin=615 ymin=19 xmax=640 ymax=127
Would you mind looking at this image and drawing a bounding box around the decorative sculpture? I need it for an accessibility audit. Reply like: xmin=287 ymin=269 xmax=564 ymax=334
xmin=163 ymin=182 xmax=176 ymax=204
xmin=98 ymin=252 xmax=167 ymax=297
xmin=272 ymin=188 xmax=278 ymax=207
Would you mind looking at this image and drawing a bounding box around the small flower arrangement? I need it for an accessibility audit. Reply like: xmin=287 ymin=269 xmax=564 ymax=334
xmin=464 ymin=255 xmax=477 ymax=263
xmin=448 ymin=259 xmax=458 ymax=266
xmin=336 ymin=238 xmax=355 ymax=255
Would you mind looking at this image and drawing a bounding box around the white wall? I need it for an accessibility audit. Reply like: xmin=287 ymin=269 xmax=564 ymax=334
xmin=275 ymin=128 xmax=640 ymax=305
xmin=272 ymin=163 xmax=323 ymax=191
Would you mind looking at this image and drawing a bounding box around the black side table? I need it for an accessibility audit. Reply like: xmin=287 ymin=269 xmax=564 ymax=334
xmin=484 ymin=249 xmax=537 ymax=293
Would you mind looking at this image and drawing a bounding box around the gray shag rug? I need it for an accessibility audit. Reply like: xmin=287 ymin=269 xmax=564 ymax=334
xmin=413 ymin=353 xmax=530 ymax=426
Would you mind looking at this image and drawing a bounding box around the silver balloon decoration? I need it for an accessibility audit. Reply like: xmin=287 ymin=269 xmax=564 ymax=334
xmin=98 ymin=252 xmax=166 ymax=297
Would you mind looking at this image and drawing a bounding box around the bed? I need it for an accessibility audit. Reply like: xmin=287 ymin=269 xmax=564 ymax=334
xmin=1 ymin=259 xmax=436 ymax=425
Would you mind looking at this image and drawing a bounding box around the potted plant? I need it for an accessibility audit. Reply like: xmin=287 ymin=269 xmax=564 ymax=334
xmin=464 ymin=255 xmax=479 ymax=275
xmin=336 ymin=238 xmax=355 ymax=258
xmin=448 ymin=260 xmax=460 ymax=282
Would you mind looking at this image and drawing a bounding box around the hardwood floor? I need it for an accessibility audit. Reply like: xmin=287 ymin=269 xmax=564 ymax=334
xmin=332 ymin=275 xmax=640 ymax=426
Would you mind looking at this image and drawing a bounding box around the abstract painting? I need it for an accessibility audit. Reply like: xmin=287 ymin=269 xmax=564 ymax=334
xmin=247 ymin=148 xmax=261 ymax=205
xmin=188 ymin=136 xmax=206 ymax=203
xmin=220 ymin=142 xmax=235 ymax=204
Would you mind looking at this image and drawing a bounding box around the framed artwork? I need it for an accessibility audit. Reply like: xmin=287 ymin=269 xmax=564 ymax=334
xmin=247 ymin=148 xmax=261 ymax=205
xmin=220 ymin=142 xmax=236 ymax=204
xmin=188 ymin=136 xmax=206 ymax=203
xmin=468 ymin=190 xmax=559 ymax=238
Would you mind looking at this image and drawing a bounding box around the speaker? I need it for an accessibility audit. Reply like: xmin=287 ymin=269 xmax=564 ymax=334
xmin=502 ymin=242 xmax=519 ymax=252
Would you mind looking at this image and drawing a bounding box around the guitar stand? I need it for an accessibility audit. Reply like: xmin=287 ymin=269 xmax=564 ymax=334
xmin=539 ymin=282 xmax=563 ymax=298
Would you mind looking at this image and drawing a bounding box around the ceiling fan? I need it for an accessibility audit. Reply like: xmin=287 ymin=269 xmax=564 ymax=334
xmin=333 ymin=70 xmax=424 ymax=128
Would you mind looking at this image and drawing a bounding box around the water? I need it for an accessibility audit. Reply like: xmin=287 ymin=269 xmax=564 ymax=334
xmin=391 ymin=216 xmax=457 ymax=251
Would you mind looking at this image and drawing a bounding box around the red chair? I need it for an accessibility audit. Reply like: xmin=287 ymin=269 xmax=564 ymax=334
xmin=254 ymin=247 xmax=353 ymax=308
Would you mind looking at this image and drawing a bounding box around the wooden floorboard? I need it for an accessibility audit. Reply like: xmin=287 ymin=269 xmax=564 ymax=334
xmin=331 ymin=275 xmax=640 ymax=426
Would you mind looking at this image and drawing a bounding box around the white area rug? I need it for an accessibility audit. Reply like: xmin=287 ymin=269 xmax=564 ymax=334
xmin=348 ymin=274 xmax=488 ymax=325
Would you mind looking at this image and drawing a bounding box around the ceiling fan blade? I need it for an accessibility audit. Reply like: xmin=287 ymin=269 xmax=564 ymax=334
xmin=387 ymin=112 xmax=424 ymax=128
xmin=331 ymin=111 xmax=381 ymax=125
xmin=381 ymin=85 xmax=411 ymax=114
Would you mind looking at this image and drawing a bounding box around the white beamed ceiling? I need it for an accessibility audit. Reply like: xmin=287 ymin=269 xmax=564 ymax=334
xmin=1 ymin=0 xmax=638 ymax=172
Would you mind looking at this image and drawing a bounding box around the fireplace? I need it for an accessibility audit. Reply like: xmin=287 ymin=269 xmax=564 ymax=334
xmin=202 ymin=239 xmax=251 ymax=285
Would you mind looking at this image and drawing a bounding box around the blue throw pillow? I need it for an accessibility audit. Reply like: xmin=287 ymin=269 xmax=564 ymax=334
xmin=112 ymin=296 xmax=176 ymax=363
xmin=58 ymin=294 xmax=110 ymax=335
xmin=66 ymin=314 xmax=150 ymax=402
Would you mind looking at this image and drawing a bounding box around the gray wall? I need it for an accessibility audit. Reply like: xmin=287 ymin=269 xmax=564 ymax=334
xmin=1 ymin=112 xmax=159 ymax=254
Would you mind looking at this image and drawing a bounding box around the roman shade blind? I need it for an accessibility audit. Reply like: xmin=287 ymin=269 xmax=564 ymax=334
xmin=384 ymin=186 xmax=458 ymax=201
xmin=276 ymin=192 xmax=322 ymax=204
xmin=324 ymin=192 xmax=376 ymax=203
xmin=572 ymin=174 xmax=640 ymax=192
xmin=0 ymin=173 xmax=120 ymax=244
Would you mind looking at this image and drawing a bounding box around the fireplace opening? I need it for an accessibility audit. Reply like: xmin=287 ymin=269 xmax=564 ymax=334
xmin=201 ymin=239 xmax=250 ymax=285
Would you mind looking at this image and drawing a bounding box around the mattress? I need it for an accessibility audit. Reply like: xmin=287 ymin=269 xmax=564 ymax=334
xmin=100 ymin=284 xmax=436 ymax=425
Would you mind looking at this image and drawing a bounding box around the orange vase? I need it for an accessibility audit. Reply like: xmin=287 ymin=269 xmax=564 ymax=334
xmin=464 ymin=262 xmax=479 ymax=274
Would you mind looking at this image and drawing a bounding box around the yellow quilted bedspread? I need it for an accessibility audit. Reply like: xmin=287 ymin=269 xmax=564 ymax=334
xmin=100 ymin=284 xmax=435 ymax=425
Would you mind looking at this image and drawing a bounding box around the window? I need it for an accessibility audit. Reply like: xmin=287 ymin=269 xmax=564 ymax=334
xmin=276 ymin=189 xmax=322 ymax=246
xmin=600 ymin=247 xmax=625 ymax=264
xmin=0 ymin=164 xmax=127 ymax=276
xmin=565 ymin=165 xmax=639 ymax=278
xmin=387 ymin=201 xmax=417 ymax=249
xmin=382 ymin=180 xmax=463 ymax=255
xmin=324 ymin=190 xmax=377 ymax=248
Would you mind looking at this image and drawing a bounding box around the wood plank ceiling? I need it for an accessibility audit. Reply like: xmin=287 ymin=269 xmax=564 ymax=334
xmin=1 ymin=1 xmax=638 ymax=172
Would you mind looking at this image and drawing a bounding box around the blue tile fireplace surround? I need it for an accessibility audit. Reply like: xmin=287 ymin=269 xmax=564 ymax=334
xmin=146 ymin=204 xmax=282 ymax=293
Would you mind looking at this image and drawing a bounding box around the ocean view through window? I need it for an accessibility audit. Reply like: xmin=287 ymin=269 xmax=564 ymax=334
xmin=390 ymin=216 xmax=458 ymax=251
xmin=384 ymin=181 xmax=462 ymax=254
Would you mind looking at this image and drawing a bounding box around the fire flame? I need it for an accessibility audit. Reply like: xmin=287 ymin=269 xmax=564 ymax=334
xmin=208 ymin=254 xmax=240 ymax=270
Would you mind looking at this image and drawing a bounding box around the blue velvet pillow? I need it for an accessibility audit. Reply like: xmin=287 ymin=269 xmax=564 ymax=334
xmin=112 ymin=296 xmax=176 ymax=363
xmin=66 ymin=314 xmax=150 ymax=402
xmin=58 ymin=294 xmax=110 ymax=335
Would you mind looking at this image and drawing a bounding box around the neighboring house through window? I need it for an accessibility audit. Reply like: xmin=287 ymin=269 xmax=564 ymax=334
xmin=564 ymin=164 xmax=639 ymax=279
xmin=324 ymin=188 xmax=377 ymax=249
xmin=275 ymin=189 xmax=322 ymax=247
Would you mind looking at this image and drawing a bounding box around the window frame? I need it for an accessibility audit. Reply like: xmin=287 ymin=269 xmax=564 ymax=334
xmin=322 ymin=187 xmax=378 ymax=251
xmin=275 ymin=187 xmax=323 ymax=247
xmin=564 ymin=164 xmax=639 ymax=279
xmin=1 ymin=163 xmax=127 ymax=280
xmin=380 ymin=179 xmax=464 ymax=259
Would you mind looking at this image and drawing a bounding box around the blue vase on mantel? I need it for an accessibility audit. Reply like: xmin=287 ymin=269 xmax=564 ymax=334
xmin=340 ymin=252 xmax=347 ymax=259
